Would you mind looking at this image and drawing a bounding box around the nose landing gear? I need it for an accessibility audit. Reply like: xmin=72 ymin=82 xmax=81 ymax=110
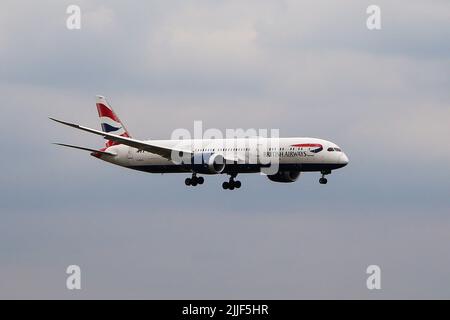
xmin=319 ymin=170 xmax=331 ymax=184
xmin=185 ymin=174 xmax=204 ymax=187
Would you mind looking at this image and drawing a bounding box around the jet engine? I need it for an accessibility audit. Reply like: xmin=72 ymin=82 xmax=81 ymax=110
xmin=191 ymin=153 xmax=225 ymax=174
xmin=267 ymin=171 xmax=300 ymax=183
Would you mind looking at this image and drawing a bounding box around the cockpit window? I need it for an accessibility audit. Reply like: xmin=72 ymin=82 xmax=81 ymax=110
xmin=334 ymin=148 xmax=342 ymax=152
xmin=327 ymin=147 xmax=334 ymax=152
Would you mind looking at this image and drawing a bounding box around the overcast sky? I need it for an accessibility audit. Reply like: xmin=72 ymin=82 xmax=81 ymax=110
xmin=0 ymin=0 xmax=449 ymax=299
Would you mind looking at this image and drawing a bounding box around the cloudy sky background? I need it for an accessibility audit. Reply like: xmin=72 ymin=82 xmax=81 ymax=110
xmin=0 ymin=0 xmax=449 ymax=298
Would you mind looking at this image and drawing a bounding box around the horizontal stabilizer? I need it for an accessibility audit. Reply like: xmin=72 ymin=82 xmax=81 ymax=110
xmin=53 ymin=143 xmax=117 ymax=156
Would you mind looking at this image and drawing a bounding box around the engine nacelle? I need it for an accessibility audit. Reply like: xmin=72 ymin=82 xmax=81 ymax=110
xmin=191 ymin=153 xmax=225 ymax=174
xmin=267 ymin=171 xmax=301 ymax=183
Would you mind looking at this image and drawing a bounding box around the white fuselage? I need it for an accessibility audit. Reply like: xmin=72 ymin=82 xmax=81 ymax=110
xmin=99 ymin=137 xmax=349 ymax=174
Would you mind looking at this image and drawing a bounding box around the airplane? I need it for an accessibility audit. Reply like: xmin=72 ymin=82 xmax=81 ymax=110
xmin=50 ymin=96 xmax=349 ymax=190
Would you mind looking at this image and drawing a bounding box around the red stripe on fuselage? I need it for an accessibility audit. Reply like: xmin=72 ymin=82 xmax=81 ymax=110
xmin=291 ymin=144 xmax=323 ymax=148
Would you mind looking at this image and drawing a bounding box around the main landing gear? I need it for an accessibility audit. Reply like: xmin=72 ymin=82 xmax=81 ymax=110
xmin=185 ymin=174 xmax=204 ymax=187
xmin=319 ymin=170 xmax=331 ymax=185
xmin=222 ymin=173 xmax=241 ymax=190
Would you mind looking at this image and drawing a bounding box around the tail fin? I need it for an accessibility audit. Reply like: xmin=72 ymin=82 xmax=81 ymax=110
xmin=96 ymin=95 xmax=131 ymax=147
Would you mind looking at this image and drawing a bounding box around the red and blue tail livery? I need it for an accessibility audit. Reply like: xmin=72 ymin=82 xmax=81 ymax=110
xmin=96 ymin=95 xmax=131 ymax=147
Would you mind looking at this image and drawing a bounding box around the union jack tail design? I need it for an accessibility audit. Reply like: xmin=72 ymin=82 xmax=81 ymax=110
xmin=96 ymin=95 xmax=131 ymax=147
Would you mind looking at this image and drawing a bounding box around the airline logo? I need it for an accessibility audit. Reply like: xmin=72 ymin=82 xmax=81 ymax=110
xmin=291 ymin=143 xmax=323 ymax=153
xmin=97 ymin=103 xmax=127 ymax=136
xmin=96 ymin=97 xmax=130 ymax=147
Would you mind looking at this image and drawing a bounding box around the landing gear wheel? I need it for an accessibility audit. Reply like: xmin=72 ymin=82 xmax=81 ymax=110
xmin=223 ymin=174 xmax=241 ymax=190
xmin=319 ymin=170 xmax=330 ymax=185
xmin=186 ymin=174 xmax=204 ymax=187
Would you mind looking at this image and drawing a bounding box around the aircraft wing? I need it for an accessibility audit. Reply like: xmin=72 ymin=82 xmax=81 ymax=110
xmin=49 ymin=117 xmax=191 ymax=160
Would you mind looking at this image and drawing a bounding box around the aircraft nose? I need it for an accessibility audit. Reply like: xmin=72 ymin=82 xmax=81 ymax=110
xmin=340 ymin=153 xmax=349 ymax=166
